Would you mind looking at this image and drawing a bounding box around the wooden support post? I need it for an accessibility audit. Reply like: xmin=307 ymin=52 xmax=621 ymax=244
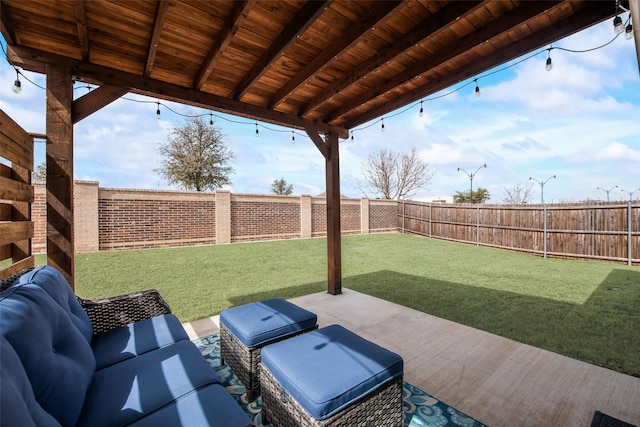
xmin=46 ymin=65 xmax=75 ymax=288
xmin=325 ymin=132 xmax=342 ymax=294
xmin=306 ymin=126 xmax=342 ymax=295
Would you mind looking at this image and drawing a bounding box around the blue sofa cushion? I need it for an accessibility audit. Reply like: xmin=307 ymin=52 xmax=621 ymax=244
xmin=78 ymin=340 xmax=222 ymax=427
xmin=17 ymin=266 xmax=93 ymax=342
xmin=127 ymin=383 xmax=251 ymax=427
xmin=260 ymin=324 xmax=403 ymax=420
xmin=0 ymin=335 xmax=61 ymax=427
xmin=0 ymin=283 xmax=96 ymax=427
xmin=91 ymin=313 xmax=189 ymax=369
xmin=220 ymin=298 xmax=317 ymax=347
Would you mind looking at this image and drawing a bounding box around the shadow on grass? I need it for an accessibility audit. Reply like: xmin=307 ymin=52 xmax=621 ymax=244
xmin=230 ymin=269 xmax=640 ymax=377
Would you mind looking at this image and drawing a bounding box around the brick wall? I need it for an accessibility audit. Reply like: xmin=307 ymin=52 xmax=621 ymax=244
xmin=32 ymin=181 xmax=399 ymax=253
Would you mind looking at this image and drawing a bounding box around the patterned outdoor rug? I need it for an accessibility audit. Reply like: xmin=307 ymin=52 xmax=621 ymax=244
xmin=193 ymin=334 xmax=487 ymax=427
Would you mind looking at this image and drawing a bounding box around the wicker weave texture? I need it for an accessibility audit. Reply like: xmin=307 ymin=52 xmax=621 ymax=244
xmin=259 ymin=364 xmax=403 ymax=427
xmin=79 ymin=289 xmax=172 ymax=335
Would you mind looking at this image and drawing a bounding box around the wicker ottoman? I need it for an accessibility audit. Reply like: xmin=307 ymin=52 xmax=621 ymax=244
xmin=259 ymin=324 xmax=404 ymax=427
xmin=219 ymin=298 xmax=317 ymax=401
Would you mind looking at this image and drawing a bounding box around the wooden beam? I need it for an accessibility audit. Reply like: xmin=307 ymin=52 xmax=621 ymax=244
xmin=72 ymin=85 xmax=128 ymax=124
xmin=144 ymin=0 xmax=170 ymax=77
xmin=7 ymin=45 xmax=349 ymax=138
xmin=234 ymin=0 xmax=330 ymax=101
xmin=268 ymin=1 xmax=402 ymax=109
xmin=341 ymin=1 xmax=613 ymax=129
xmin=46 ymin=64 xmax=75 ymax=288
xmin=74 ymin=0 xmax=89 ymax=61
xmin=304 ymin=124 xmax=329 ymax=159
xmin=194 ymin=1 xmax=257 ymax=90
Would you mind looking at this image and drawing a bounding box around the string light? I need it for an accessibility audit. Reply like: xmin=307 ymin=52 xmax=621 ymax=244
xmin=209 ymin=112 xmax=213 ymax=126
xmin=613 ymin=15 xmax=624 ymax=34
xmin=350 ymin=131 xmax=354 ymax=143
xmin=255 ymin=123 xmax=259 ymax=137
xmin=474 ymin=79 xmax=480 ymax=97
xmin=381 ymin=118 xmax=385 ymax=132
xmin=625 ymin=23 xmax=633 ymax=40
xmin=156 ymin=100 xmax=161 ymax=119
xmin=291 ymin=130 xmax=295 ymax=144
xmin=419 ymin=100 xmax=424 ymax=117
xmin=546 ymin=47 xmax=553 ymax=71
xmin=13 ymin=69 xmax=21 ymax=94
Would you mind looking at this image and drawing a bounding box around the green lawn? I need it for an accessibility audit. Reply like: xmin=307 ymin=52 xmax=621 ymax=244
xmin=70 ymin=233 xmax=639 ymax=377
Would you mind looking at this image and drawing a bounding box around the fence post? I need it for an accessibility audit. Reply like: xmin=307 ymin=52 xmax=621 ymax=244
xmin=476 ymin=204 xmax=480 ymax=246
xmin=402 ymin=200 xmax=405 ymax=233
xmin=429 ymin=203 xmax=432 ymax=238
xmin=543 ymin=204 xmax=548 ymax=259
xmin=628 ymin=201 xmax=633 ymax=266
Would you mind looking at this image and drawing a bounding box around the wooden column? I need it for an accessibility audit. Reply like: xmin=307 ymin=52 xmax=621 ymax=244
xmin=325 ymin=132 xmax=342 ymax=294
xmin=305 ymin=125 xmax=342 ymax=295
xmin=46 ymin=65 xmax=75 ymax=287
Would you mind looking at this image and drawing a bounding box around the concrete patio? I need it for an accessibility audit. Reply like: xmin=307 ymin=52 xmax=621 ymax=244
xmin=184 ymin=288 xmax=640 ymax=427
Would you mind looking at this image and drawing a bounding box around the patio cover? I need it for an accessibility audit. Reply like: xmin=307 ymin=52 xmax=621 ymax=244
xmin=1 ymin=0 xmax=634 ymax=290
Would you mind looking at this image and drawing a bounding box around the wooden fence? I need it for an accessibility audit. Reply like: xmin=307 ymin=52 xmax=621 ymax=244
xmin=398 ymin=201 xmax=640 ymax=265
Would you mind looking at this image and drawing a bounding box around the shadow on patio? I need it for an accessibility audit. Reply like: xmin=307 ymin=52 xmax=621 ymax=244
xmin=185 ymin=272 xmax=640 ymax=427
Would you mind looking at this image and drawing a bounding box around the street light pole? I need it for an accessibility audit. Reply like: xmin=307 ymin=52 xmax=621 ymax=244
xmin=596 ymin=185 xmax=618 ymax=202
xmin=621 ymin=187 xmax=640 ymax=201
xmin=457 ymin=163 xmax=487 ymax=198
xmin=529 ymin=175 xmax=556 ymax=204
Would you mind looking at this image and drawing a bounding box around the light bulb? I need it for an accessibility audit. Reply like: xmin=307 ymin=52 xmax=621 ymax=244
xmin=475 ymin=81 xmax=480 ymax=97
xmin=613 ymin=16 xmax=624 ymax=34
xmin=255 ymin=124 xmax=259 ymax=137
xmin=13 ymin=78 xmax=22 ymax=94
xmin=546 ymin=56 xmax=552 ymax=71
xmin=381 ymin=120 xmax=385 ymax=132
xmin=291 ymin=132 xmax=295 ymax=144
xmin=209 ymin=113 xmax=213 ymax=126
xmin=625 ymin=23 xmax=633 ymax=40
xmin=419 ymin=101 xmax=424 ymax=118
xmin=156 ymin=101 xmax=161 ymax=119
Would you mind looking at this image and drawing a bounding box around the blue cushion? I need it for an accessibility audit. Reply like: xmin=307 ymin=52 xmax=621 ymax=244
xmin=91 ymin=314 xmax=189 ymax=369
xmin=78 ymin=340 xmax=222 ymax=427
xmin=260 ymin=324 xmax=403 ymax=420
xmin=127 ymin=383 xmax=251 ymax=427
xmin=0 ymin=335 xmax=61 ymax=427
xmin=0 ymin=283 xmax=96 ymax=427
xmin=17 ymin=266 xmax=93 ymax=342
xmin=220 ymin=298 xmax=317 ymax=347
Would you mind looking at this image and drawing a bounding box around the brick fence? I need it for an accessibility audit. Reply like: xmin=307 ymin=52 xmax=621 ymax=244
xmin=32 ymin=182 xmax=398 ymax=253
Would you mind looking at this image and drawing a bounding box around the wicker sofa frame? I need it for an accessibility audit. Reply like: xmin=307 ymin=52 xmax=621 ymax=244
xmin=259 ymin=363 xmax=404 ymax=427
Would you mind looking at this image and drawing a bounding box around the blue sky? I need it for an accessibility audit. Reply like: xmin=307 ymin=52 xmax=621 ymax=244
xmin=1 ymin=15 xmax=639 ymax=203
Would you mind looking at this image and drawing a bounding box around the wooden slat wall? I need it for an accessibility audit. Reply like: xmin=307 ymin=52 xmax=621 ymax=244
xmin=0 ymin=109 xmax=35 ymax=279
xmin=399 ymin=201 xmax=639 ymax=265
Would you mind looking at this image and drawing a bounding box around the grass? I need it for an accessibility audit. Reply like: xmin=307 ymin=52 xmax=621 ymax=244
xmin=66 ymin=233 xmax=639 ymax=377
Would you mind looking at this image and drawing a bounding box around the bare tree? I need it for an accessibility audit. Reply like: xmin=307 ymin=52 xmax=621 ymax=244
xmin=155 ymin=115 xmax=234 ymax=191
xmin=359 ymin=148 xmax=434 ymax=200
xmin=503 ymin=183 xmax=534 ymax=204
xmin=32 ymin=162 xmax=46 ymax=183
xmin=271 ymin=178 xmax=293 ymax=195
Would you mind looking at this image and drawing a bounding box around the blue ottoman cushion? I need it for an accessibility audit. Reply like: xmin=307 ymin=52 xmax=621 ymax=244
xmin=260 ymin=324 xmax=403 ymax=420
xmin=220 ymin=298 xmax=317 ymax=347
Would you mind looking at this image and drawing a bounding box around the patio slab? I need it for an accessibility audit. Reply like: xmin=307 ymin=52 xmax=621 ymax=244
xmin=184 ymin=288 xmax=640 ymax=427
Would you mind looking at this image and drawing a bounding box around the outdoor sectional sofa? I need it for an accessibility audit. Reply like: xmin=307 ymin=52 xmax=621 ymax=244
xmin=0 ymin=265 xmax=252 ymax=427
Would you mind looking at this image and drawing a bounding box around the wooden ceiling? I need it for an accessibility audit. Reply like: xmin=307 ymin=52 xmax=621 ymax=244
xmin=1 ymin=0 xmax=621 ymax=136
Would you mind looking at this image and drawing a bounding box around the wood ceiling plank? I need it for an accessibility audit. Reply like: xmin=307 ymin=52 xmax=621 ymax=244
xmin=234 ymin=1 xmax=330 ymax=101
xmin=267 ymin=1 xmax=402 ymax=110
xmin=74 ymin=0 xmax=89 ymax=61
xmin=194 ymin=0 xmax=258 ymax=90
